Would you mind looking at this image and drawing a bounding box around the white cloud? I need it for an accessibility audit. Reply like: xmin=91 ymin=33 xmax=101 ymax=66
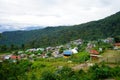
xmin=0 ymin=0 xmax=120 ymax=32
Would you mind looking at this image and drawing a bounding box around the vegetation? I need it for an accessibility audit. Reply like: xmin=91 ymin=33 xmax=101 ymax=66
xmin=0 ymin=60 xmax=32 ymax=80
xmin=0 ymin=41 xmax=119 ymax=80
xmin=70 ymin=52 xmax=90 ymax=63
xmin=0 ymin=60 xmax=120 ymax=80
xmin=0 ymin=10 xmax=120 ymax=80
xmin=0 ymin=11 xmax=120 ymax=48
xmin=114 ymin=36 xmax=120 ymax=43
xmin=41 ymin=63 xmax=120 ymax=80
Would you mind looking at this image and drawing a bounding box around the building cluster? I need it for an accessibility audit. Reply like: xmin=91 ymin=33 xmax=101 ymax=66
xmin=0 ymin=39 xmax=82 ymax=62
xmin=0 ymin=37 xmax=119 ymax=62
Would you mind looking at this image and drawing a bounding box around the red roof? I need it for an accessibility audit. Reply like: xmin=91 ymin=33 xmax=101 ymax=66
xmin=114 ymin=43 xmax=120 ymax=46
xmin=10 ymin=55 xmax=21 ymax=60
xmin=90 ymin=50 xmax=99 ymax=55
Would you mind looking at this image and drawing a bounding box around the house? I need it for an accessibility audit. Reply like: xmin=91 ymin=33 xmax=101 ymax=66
xmin=41 ymin=53 xmax=48 ymax=58
xmin=52 ymin=51 xmax=59 ymax=58
xmin=10 ymin=55 xmax=21 ymax=60
xmin=4 ymin=55 xmax=12 ymax=60
xmin=90 ymin=50 xmax=99 ymax=55
xmin=29 ymin=54 xmax=35 ymax=58
xmin=86 ymin=43 xmax=94 ymax=52
xmin=99 ymin=48 xmax=103 ymax=52
xmin=114 ymin=43 xmax=120 ymax=50
xmin=103 ymin=38 xmax=114 ymax=43
xmin=72 ymin=39 xmax=82 ymax=45
xmin=20 ymin=54 xmax=27 ymax=58
xmin=63 ymin=50 xmax=72 ymax=58
xmin=71 ymin=48 xmax=78 ymax=54
xmin=37 ymin=48 xmax=45 ymax=51
xmin=26 ymin=48 xmax=37 ymax=52
xmin=90 ymin=50 xmax=102 ymax=60
xmin=9 ymin=55 xmax=21 ymax=62
xmin=18 ymin=51 xmax=24 ymax=54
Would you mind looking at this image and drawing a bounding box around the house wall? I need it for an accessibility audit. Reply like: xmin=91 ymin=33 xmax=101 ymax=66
xmin=90 ymin=56 xmax=99 ymax=60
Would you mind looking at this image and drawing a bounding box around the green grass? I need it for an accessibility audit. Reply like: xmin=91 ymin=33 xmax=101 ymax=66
xmin=100 ymin=50 xmax=120 ymax=64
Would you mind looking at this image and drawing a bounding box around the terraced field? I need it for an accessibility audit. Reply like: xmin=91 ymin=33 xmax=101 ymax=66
xmin=99 ymin=50 xmax=120 ymax=64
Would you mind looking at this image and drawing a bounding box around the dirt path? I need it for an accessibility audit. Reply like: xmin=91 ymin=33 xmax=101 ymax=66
xmin=72 ymin=62 xmax=94 ymax=70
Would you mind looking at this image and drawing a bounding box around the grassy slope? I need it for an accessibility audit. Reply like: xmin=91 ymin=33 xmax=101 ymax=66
xmin=100 ymin=50 xmax=120 ymax=64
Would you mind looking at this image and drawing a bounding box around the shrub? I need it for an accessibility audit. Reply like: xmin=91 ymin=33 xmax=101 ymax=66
xmin=70 ymin=52 xmax=90 ymax=63
xmin=55 ymin=66 xmax=75 ymax=80
xmin=41 ymin=71 xmax=57 ymax=80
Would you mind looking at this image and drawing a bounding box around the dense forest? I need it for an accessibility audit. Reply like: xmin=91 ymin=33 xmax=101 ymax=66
xmin=0 ymin=11 xmax=120 ymax=48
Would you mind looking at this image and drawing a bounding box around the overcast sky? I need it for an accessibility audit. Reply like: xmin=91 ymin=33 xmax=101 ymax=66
xmin=0 ymin=0 xmax=120 ymax=32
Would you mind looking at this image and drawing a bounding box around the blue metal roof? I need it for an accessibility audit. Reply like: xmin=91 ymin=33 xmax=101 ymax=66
xmin=63 ymin=50 xmax=72 ymax=55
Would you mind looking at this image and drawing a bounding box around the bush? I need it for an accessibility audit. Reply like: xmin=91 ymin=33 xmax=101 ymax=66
xmin=88 ymin=63 xmax=114 ymax=79
xmin=70 ymin=52 xmax=90 ymax=63
xmin=41 ymin=71 xmax=57 ymax=80
xmin=55 ymin=66 xmax=75 ymax=80
xmin=110 ymin=66 xmax=120 ymax=77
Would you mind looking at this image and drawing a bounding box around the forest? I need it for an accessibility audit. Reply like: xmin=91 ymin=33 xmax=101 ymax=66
xmin=0 ymin=11 xmax=120 ymax=49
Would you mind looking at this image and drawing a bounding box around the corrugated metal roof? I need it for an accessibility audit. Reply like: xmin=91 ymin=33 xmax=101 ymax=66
xmin=63 ymin=50 xmax=72 ymax=55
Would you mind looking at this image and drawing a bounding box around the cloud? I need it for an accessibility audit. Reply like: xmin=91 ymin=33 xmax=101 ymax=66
xmin=0 ymin=0 xmax=120 ymax=32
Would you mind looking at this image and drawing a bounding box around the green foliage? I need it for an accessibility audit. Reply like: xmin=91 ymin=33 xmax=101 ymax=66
xmin=88 ymin=63 xmax=120 ymax=79
xmin=21 ymin=44 xmax=25 ymax=50
xmin=97 ymin=42 xmax=113 ymax=53
xmin=0 ymin=11 xmax=120 ymax=48
xmin=56 ymin=66 xmax=74 ymax=79
xmin=0 ymin=59 xmax=120 ymax=80
xmin=0 ymin=44 xmax=19 ymax=53
xmin=46 ymin=52 xmax=52 ymax=57
xmin=41 ymin=70 xmax=57 ymax=80
xmin=0 ymin=60 xmax=32 ymax=80
xmin=114 ymin=36 xmax=120 ymax=42
xmin=59 ymin=47 xmax=64 ymax=54
xmin=70 ymin=52 xmax=90 ymax=63
xmin=31 ymin=62 xmax=46 ymax=69
xmin=40 ymin=64 xmax=120 ymax=80
xmin=0 ymin=45 xmax=8 ymax=52
xmin=78 ymin=42 xmax=87 ymax=52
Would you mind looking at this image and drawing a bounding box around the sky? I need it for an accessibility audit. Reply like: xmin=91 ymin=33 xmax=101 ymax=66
xmin=0 ymin=0 xmax=120 ymax=32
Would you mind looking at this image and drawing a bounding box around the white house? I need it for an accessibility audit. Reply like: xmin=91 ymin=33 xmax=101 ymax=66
xmin=71 ymin=48 xmax=78 ymax=54
xmin=4 ymin=55 xmax=12 ymax=60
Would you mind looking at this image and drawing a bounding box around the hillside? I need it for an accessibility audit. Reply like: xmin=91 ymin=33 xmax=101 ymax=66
xmin=0 ymin=11 xmax=120 ymax=48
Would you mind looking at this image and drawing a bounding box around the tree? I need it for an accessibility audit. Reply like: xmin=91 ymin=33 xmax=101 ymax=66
xmin=0 ymin=33 xmax=1 ymax=38
xmin=0 ymin=60 xmax=32 ymax=80
xmin=59 ymin=47 xmax=64 ymax=54
xmin=9 ymin=44 xmax=19 ymax=51
xmin=0 ymin=45 xmax=8 ymax=52
xmin=21 ymin=44 xmax=25 ymax=50
xmin=114 ymin=36 xmax=120 ymax=43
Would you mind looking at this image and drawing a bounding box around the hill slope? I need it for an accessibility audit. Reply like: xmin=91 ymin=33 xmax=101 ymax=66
xmin=0 ymin=11 xmax=120 ymax=47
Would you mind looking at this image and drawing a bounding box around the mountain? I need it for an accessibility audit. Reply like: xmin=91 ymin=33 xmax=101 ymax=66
xmin=0 ymin=25 xmax=44 ymax=33
xmin=24 ymin=26 xmax=44 ymax=31
xmin=0 ymin=11 xmax=120 ymax=48
xmin=0 ymin=25 xmax=17 ymax=33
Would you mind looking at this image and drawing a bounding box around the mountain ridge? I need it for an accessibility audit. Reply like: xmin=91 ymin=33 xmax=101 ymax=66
xmin=0 ymin=11 xmax=120 ymax=48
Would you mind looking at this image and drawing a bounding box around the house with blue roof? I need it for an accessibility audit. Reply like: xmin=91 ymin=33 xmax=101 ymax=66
xmin=63 ymin=50 xmax=72 ymax=58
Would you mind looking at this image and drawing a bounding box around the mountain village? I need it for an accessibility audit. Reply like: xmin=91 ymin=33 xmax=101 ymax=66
xmin=1 ymin=37 xmax=119 ymax=64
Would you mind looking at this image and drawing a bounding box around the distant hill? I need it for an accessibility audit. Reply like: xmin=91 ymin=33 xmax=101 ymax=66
xmin=0 ymin=11 xmax=120 ymax=48
xmin=24 ymin=26 xmax=44 ymax=31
